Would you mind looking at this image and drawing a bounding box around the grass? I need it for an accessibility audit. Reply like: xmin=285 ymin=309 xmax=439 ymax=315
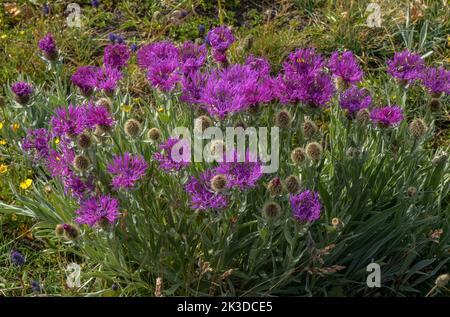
xmin=0 ymin=0 xmax=449 ymax=296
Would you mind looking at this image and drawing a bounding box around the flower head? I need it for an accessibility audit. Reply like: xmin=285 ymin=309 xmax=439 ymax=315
xmin=370 ymin=106 xmax=404 ymax=127
xmin=10 ymin=250 xmax=26 ymax=266
xmin=146 ymin=60 xmax=180 ymax=91
xmin=206 ymin=26 xmax=235 ymax=52
xmin=22 ymin=128 xmax=51 ymax=160
xmin=85 ymin=102 xmax=114 ymax=130
xmin=107 ymin=153 xmax=148 ymax=190
xmin=290 ymin=190 xmax=321 ymax=222
xmin=387 ymin=49 xmax=424 ymax=82
xmin=103 ymin=44 xmax=130 ymax=70
xmin=180 ymin=41 xmax=207 ymax=74
xmin=328 ymin=51 xmax=363 ymax=84
xmin=181 ymin=70 xmax=206 ymax=105
xmin=75 ymin=195 xmax=120 ymax=227
xmin=38 ymin=33 xmax=57 ymax=58
xmin=11 ymin=82 xmax=33 ymax=98
xmin=339 ymin=86 xmax=372 ymax=115
xmin=185 ymin=170 xmax=229 ymax=210
xmin=93 ymin=66 xmax=122 ymax=93
xmin=298 ymin=72 xmax=335 ymax=107
xmin=137 ymin=41 xmax=179 ymax=70
xmin=420 ymin=66 xmax=450 ymax=96
xmin=51 ymin=104 xmax=87 ymax=137
xmin=153 ymin=138 xmax=190 ymax=172
xmin=283 ymin=48 xmax=325 ymax=77
xmin=245 ymin=55 xmax=271 ymax=78
xmin=71 ymin=66 xmax=98 ymax=95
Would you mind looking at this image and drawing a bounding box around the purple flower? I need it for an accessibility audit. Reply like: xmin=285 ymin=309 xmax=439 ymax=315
xmin=290 ymin=190 xmax=321 ymax=222
xmin=10 ymin=250 xmax=26 ymax=266
xmin=245 ymin=55 xmax=271 ymax=78
xmin=46 ymin=140 xmax=75 ymax=177
xmin=206 ymin=26 xmax=235 ymax=52
xmin=75 ymin=195 xmax=120 ymax=227
xmin=42 ymin=3 xmax=50 ymax=15
xmin=153 ymin=138 xmax=190 ymax=172
xmin=31 ymin=280 xmax=42 ymax=293
xmin=63 ymin=173 xmax=94 ymax=201
xmin=214 ymin=150 xmax=263 ymax=190
xmin=146 ymin=60 xmax=180 ymax=91
xmin=108 ymin=33 xmax=117 ymax=43
xmin=137 ymin=41 xmax=179 ymax=70
xmin=51 ymin=104 xmax=87 ymax=137
xmin=91 ymin=0 xmax=99 ymax=8
xmin=339 ymin=86 xmax=372 ymax=115
xmin=328 ymin=51 xmax=363 ymax=84
xmin=370 ymin=106 xmax=404 ymax=127
xmin=107 ymin=153 xmax=148 ymax=190
xmin=11 ymin=82 xmax=33 ymax=98
xmin=198 ymin=24 xmax=206 ymax=37
xmin=22 ymin=128 xmax=51 ymax=160
xmin=181 ymin=71 xmax=206 ymax=105
xmin=283 ymin=48 xmax=325 ymax=77
xmin=185 ymin=170 xmax=229 ymax=210
xmin=387 ymin=49 xmax=424 ymax=83
xmin=71 ymin=66 xmax=98 ymax=95
xmin=104 ymin=44 xmax=130 ymax=70
xmin=130 ymin=43 xmax=139 ymax=52
xmin=297 ymin=72 xmax=335 ymax=107
xmin=38 ymin=33 xmax=57 ymax=58
xmin=93 ymin=66 xmax=122 ymax=93
xmin=180 ymin=41 xmax=207 ymax=74
xmin=85 ymin=102 xmax=114 ymax=129
xmin=420 ymin=66 xmax=450 ymax=96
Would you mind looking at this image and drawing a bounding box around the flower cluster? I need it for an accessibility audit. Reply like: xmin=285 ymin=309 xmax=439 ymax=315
xmin=370 ymin=106 xmax=404 ymax=127
xmin=290 ymin=190 xmax=321 ymax=222
xmin=386 ymin=49 xmax=424 ymax=83
xmin=38 ymin=33 xmax=57 ymax=59
xmin=107 ymin=153 xmax=148 ymax=190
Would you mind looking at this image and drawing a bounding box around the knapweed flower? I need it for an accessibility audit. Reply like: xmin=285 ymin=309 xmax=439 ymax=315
xmin=85 ymin=102 xmax=114 ymax=131
xmin=290 ymin=190 xmax=321 ymax=222
xmin=298 ymin=72 xmax=335 ymax=107
xmin=31 ymin=280 xmax=42 ymax=293
xmin=339 ymin=86 xmax=372 ymax=115
xmin=206 ymin=26 xmax=235 ymax=53
xmin=262 ymin=201 xmax=281 ymax=219
xmin=51 ymin=104 xmax=87 ymax=137
xmin=153 ymin=138 xmax=190 ymax=172
xmin=107 ymin=153 xmax=148 ymax=190
xmin=245 ymin=55 xmax=271 ymax=78
xmin=63 ymin=173 xmax=94 ymax=201
xmin=137 ymin=41 xmax=179 ymax=70
xmin=180 ymin=41 xmax=207 ymax=74
xmin=93 ymin=66 xmax=122 ymax=94
xmin=387 ymin=49 xmax=424 ymax=83
xmin=146 ymin=60 xmax=180 ymax=91
xmin=103 ymin=44 xmax=130 ymax=70
xmin=283 ymin=48 xmax=325 ymax=77
xmin=38 ymin=33 xmax=57 ymax=60
xmin=11 ymin=82 xmax=33 ymax=104
xmin=181 ymin=70 xmax=206 ymax=105
xmin=75 ymin=195 xmax=120 ymax=227
xmin=71 ymin=66 xmax=98 ymax=95
xmin=370 ymin=105 xmax=404 ymax=127
xmin=185 ymin=170 xmax=228 ymax=210
xmin=10 ymin=250 xmax=26 ymax=266
xmin=420 ymin=66 xmax=450 ymax=96
xmin=46 ymin=139 xmax=75 ymax=178
xmin=328 ymin=51 xmax=363 ymax=85
xmin=214 ymin=150 xmax=263 ymax=190
xmin=22 ymin=128 xmax=51 ymax=160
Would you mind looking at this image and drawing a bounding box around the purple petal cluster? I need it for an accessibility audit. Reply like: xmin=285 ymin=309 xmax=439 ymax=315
xmin=51 ymin=104 xmax=87 ymax=137
xmin=339 ymin=86 xmax=372 ymax=115
xmin=420 ymin=66 xmax=450 ymax=96
xmin=63 ymin=173 xmax=94 ymax=201
xmin=180 ymin=41 xmax=207 ymax=75
xmin=75 ymin=195 xmax=120 ymax=227
xmin=38 ymin=33 xmax=57 ymax=57
xmin=104 ymin=44 xmax=130 ymax=70
xmin=328 ymin=51 xmax=363 ymax=84
xmin=146 ymin=60 xmax=180 ymax=91
xmin=85 ymin=102 xmax=114 ymax=129
xmin=22 ymin=128 xmax=51 ymax=160
xmin=206 ymin=26 xmax=235 ymax=63
xmin=10 ymin=250 xmax=26 ymax=266
xmin=290 ymin=190 xmax=321 ymax=222
xmin=387 ymin=49 xmax=424 ymax=83
xmin=11 ymin=82 xmax=33 ymax=97
xmin=370 ymin=106 xmax=404 ymax=127
xmin=71 ymin=66 xmax=98 ymax=95
xmin=245 ymin=55 xmax=271 ymax=78
xmin=107 ymin=153 xmax=148 ymax=190
xmin=93 ymin=66 xmax=122 ymax=93
xmin=181 ymin=71 xmax=206 ymax=105
xmin=185 ymin=170 xmax=229 ymax=210
xmin=153 ymin=138 xmax=190 ymax=172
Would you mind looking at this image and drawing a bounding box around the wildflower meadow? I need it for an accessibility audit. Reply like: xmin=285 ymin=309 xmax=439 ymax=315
xmin=0 ymin=1 xmax=449 ymax=299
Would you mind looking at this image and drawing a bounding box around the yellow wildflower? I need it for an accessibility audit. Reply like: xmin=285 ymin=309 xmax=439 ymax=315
xmin=12 ymin=123 xmax=20 ymax=133
xmin=19 ymin=30 xmax=25 ymax=35
xmin=0 ymin=34 xmax=7 ymax=40
xmin=20 ymin=178 xmax=33 ymax=189
xmin=0 ymin=122 xmax=3 ymax=129
xmin=0 ymin=140 xmax=7 ymax=145
xmin=0 ymin=164 xmax=8 ymax=174
xmin=121 ymin=103 xmax=132 ymax=112
xmin=158 ymin=107 xmax=164 ymax=113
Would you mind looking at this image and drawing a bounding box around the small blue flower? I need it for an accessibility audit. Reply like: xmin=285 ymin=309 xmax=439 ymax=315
xmin=10 ymin=250 xmax=25 ymax=266
xmin=31 ymin=280 xmax=42 ymax=293
xmin=91 ymin=0 xmax=100 ymax=8
xmin=42 ymin=3 xmax=50 ymax=15
xmin=108 ymin=33 xmax=117 ymax=43
xmin=198 ymin=24 xmax=206 ymax=37
xmin=130 ymin=44 xmax=138 ymax=52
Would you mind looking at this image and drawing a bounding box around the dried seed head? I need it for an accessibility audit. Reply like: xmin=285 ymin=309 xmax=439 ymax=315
xmin=302 ymin=119 xmax=318 ymax=139
xmin=77 ymin=133 xmax=92 ymax=149
xmin=95 ymin=124 xmax=112 ymax=135
xmin=210 ymin=174 xmax=227 ymax=192
xmin=73 ymin=155 xmax=90 ymax=171
xmin=275 ymin=110 xmax=292 ymax=129
xmin=247 ymin=104 xmax=260 ymax=116
xmin=356 ymin=108 xmax=370 ymax=124
xmin=63 ymin=224 xmax=80 ymax=241
xmin=15 ymin=94 xmax=30 ymax=105
xmin=262 ymin=201 xmax=281 ymax=219
xmin=55 ymin=224 xmax=64 ymax=237
xmin=435 ymin=274 xmax=449 ymax=288
xmin=429 ymin=98 xmax=441 ymax=112
xmin=331 ymin=217 xmax=341 ymax=230
xmin=147 ymin=127 xmax=161 ymax=142
xmin=195 ymin=115 xmax=213 ymax=132
xmin=432 ymin=152 xmax=448 ymax=165
xmin=346 ymin=147 xmax=360 ymax=158
xmin=267 ymin=176 xmax=284 ymax=196
xmin=124 ymin=119 xmax=141 ymax=138
xmin=291 ymin=147 xmax=306 ymax=165
xmin=95 ymin=97 xmax=112 ymax=111
xmin=409 ymin=118 xmax=427 ymax=138
xmin=284 ymin=175 xmax=301 ymax=194
xmin=306 ymin=142 xmax=323 ymax=161
xmin=44 ymin=185 xmax=53 ymax=194
xmin=407 ymin=186 xmax=417 ymax=197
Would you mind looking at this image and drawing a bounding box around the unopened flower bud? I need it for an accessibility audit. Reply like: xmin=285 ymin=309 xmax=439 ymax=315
xmin=124 ymin=119 xmax=141 ymax=138
xmin=409 ymin=118 xmax=427 ymax=138
xmin=262 ymin=201 xmax=281 ymax=219
xmin=291 ymin=147 xmax=306 ymax=165
xmin=284 ymin=175 xmax=301 ymax=194
xmin=306 ymin=142 xmax=323 ymax=161
xmin=275 ymin=110 xmax=292 ymax=129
